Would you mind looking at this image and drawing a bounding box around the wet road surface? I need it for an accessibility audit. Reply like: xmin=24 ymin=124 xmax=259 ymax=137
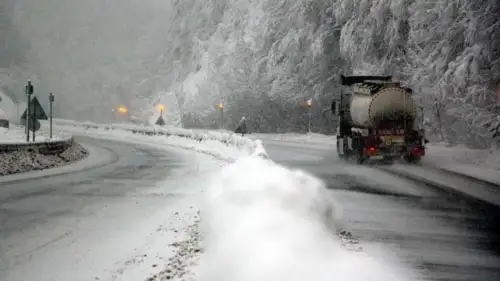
xmin=263 ymin=141 xmax=500 ymax=281
xmin=0 ymin=136 xmax=218 ymax=281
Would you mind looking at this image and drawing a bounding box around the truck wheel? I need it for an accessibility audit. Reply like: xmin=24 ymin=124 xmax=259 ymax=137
xmin=356 ymin=153 xmax=366 ymax=164
xmin=336 ymin=140 xmax=343 ymax=159
xmin=337 ymin=139 xmax=348 ymax=160
xmin=404 ymin=155 xmax=421 ymax=164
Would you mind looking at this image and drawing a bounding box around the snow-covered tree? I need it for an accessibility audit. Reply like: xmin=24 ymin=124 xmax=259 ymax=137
xmin=2 ymin=0 xmax=499 ymax=146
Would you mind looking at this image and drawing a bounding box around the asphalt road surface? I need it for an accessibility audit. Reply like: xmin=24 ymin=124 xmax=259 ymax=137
xmin=263 ymin=140 xmax=500 ymax=281
xmin=0 ymin=136 xmax=218 ymax=281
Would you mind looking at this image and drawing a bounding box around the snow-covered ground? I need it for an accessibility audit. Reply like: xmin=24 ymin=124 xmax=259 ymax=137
xmin=422 ymin=143 xmax=500 ymax=186
xmin=51 ymin=123 xmax=254 ymax=162
xmin=28 ymin=125 xmax=418 ymax=281
xmin=252 ymin=132 xmax=336 ymax=145
xmin=250 ymin=132 xmax=336 ymax=149
xmin=198 ymin=147 xmax=416 ymax=281
xmin=0 ymin=141 xmax=88 ymax=176
xmin=0 ymin=125 xmax=86 ymax=176
xmin=0 ymin=141 xmax=221 ymax=281
xmin=0 ymin=125 xmax=67 ymax=144
xmin=10 ymin=123 xmax=496 ymax=281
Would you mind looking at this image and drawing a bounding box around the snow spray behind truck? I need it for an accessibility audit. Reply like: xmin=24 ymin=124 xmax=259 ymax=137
xmin=331 ymin=75 xmax=427 ymax=164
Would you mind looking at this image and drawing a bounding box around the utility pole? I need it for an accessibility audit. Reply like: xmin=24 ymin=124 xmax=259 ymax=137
xmin=25 ymin=80 xmax=33 ymax=142
xmin=49 ymin=93 xmax=54 ymax=139
xmin=307 ymin=99 xmax=312 ymax=133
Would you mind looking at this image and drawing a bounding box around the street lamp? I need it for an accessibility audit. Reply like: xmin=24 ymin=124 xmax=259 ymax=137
xmin=158 ymin=104 xmax=165 ymax=117
xmin=117 ymin=106 xmax=128 ymax=114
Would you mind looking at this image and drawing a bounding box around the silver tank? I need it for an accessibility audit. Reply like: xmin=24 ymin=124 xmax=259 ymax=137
xmin=348 ymin=87 xmax=416 ymax=128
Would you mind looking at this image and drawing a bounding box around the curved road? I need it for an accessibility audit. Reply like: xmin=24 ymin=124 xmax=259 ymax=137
xmin=0 ymin=136 xmax=220 ymax=281
xmin=263 ymin=140 xmax=500 ymax=281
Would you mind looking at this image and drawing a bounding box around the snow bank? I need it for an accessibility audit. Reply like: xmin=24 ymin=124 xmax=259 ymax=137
xmin=198 ymin=144 xmax=413 ymax=281
xmin=251 ymin=132 xmax=336 ymax=145
xmin=422 ymin=143 xmax=500 ymax=185
xmin=51 ymin=119 xmax=255 ymax=161
xmin=0 ymin=142 xmax=88 ymax=176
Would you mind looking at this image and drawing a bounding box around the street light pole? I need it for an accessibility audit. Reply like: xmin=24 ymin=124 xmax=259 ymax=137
xmin=218 ymin=103 xmax=224 ymax=130
xmin=49 ymin=93 xmax=54 ymax=139
xmin=157 ymin=104 xmax=165 ymax=126
xmin=307 ymin=99 xmax=312 ymax=133
xmin=308 ymin=107 xmax=312 ymax=133
xmin=25 ymin=80 xmax=33 ymax=142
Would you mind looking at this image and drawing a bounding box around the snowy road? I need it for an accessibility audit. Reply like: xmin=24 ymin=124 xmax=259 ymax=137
xmin=263 ymin=141 xmax=500 ymax=281
xmin=0 ymin=136 xmax=220 ymax=281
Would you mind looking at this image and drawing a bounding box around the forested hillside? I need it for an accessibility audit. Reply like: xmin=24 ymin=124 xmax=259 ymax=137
xmin=1 ymin=0 xmax=499 ymax=146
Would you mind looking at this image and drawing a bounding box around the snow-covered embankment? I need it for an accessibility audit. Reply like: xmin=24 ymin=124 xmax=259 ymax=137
xmin=0 ymin=126 xmax=87 ymax=176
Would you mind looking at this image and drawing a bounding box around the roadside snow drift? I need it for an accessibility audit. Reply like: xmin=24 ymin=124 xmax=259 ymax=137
xmin=198 ymin=144 xmax=414 ymax=281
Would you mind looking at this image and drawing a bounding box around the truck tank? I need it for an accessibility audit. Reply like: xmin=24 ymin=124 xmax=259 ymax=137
xmin=344 ymin=86 xmax=416 ymax=129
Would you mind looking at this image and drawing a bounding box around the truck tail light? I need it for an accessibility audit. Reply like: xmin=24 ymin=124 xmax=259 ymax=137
xmin=411 ymin=146 xmax=425 ymax=156
xmin=366 ymin=146 xmax=376 ymax=155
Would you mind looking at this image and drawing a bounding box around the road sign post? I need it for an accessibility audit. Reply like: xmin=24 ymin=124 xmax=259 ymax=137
xmin=32 ymin=97 xmax=36 ymax=141
xmin=20 ymin=96 xmax=48 ymax=137
xmin=25 ymin=81 xmax=34 ymax=142
xmin=49 ymin=93 xmax=54 ymax=139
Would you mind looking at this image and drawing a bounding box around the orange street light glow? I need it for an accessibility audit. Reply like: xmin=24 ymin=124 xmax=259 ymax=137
xmin=306 ymin=99 xmax=312 ymax=107
xmin=117 ymin=106 xmax=128 ymax=113
xmin=158 ymin=104 xmax=165 ymax=111
xmin=217 ymin=102 xmax=224 ymax=109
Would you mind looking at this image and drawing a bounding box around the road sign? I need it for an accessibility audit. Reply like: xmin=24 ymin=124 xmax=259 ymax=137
xmin=20 ymin=117 xmax=41 ymax=132
xmin=25 ymin=82 xmax=34 ymax=95
xmin=155 ymin=115 xmax=166 ymax=126
xmin=20 ymin=96 xmax=48 ymax=120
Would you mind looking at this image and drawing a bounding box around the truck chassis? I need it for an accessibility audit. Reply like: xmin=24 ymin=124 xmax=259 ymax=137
xmin=336 ymin=130 xmax=425 ymax=164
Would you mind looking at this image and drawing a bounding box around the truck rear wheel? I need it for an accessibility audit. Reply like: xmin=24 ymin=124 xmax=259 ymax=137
xmin=356 ymin=152 xmax=366 ymax=164
xmin=337 ymin=137 xmax=348 ymax=160
xmin=404 ymin=154 xmax=421 ymax=164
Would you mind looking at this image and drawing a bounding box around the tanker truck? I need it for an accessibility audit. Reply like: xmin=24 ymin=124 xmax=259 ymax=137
xmin=331 ymin=75 xmax=427 ymax=164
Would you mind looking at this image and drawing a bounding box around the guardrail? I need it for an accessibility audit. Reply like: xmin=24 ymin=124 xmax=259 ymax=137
xmin=0 ymin=137 xmax=74 ymax=154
